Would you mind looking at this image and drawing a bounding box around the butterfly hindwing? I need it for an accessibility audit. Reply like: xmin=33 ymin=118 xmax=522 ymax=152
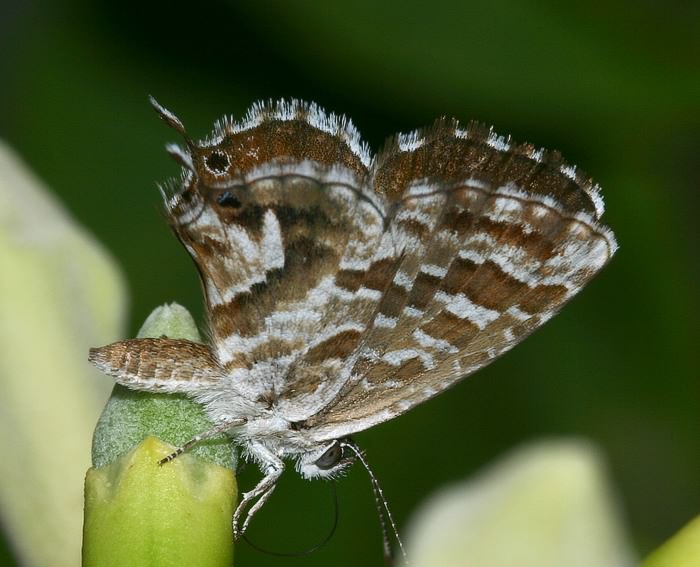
xmin=301 ymin=120 xmax=616 ymax=440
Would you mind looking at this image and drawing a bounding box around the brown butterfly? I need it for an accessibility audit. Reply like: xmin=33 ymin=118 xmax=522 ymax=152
xmin=90 ymin=97 xmax=617 ymax=560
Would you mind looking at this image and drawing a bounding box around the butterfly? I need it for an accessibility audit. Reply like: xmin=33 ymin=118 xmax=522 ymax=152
xmin=89 ymin=97 xmax=617 ymax=559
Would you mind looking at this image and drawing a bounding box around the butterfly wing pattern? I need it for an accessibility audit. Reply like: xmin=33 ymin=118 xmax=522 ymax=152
xmin=163 ymin=103 xmax=387 ymax=424
xmin=89 ymin=98 xmax=616 ymax=543
xmin=303 ymin=120 xmax=616 ymax=440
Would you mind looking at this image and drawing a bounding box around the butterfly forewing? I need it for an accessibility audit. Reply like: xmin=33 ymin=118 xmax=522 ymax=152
xmin=164 ymin=102 xmax=402 ymax=419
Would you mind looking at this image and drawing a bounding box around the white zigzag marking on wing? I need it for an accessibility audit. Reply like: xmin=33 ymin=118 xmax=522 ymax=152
xmin=405 ymin=183 xmax=439 ymax=197
xmin=434 ymin=290 xmax=500 ymax=330
xmin=458 ymin=246 xmax=542 ymax=287
xmin=483 ymin=184 xmax=612 ymax=242
xmin=374 ymin=313 xmax=398 ymax=328
xmin=457 ymin=230 xmax=605 ymax=290
xmin=374 ymin=230 xmax=402 ymax=261
xmin=357 ymin=287 xmax=382 ymax=300
xmin=506 ymin=305 xmax=531 ymax=321
xmin=482 ymin=188 xmax=529 ymax=227
xmin=395 ymin=206 xmax=435 ymax=226
xmin=420 ymin=263 xmax=448 ymax=278
xmin=413 ymin=329 xmax=458 ymax=354
xmin=261 ymin=209 xmax=285 ymax=271
xmin=393 ymin=270 xmax=414 ymax=290
xmin=338 ymin=257 xmax=372 ymax=271
xmin=382 ymin=348 xmax=435 ymax=369
xmin=403 ymin=305 xmax=424 ymax=318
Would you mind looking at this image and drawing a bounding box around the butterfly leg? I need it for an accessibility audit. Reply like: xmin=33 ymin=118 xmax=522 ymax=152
xmin=158 ymin=416 xmax=247 ymax=465
xmin=233 ymin=443 xmax=284 ymax=539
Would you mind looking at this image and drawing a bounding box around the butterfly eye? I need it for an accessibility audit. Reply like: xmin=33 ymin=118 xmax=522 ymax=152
xmin=205 ymin=150 xmax=230 ymax=174
xmin=315 ymin=442 xmax=342 ymax=470
xmin=217 ymin=191 xmax=242 ymax=208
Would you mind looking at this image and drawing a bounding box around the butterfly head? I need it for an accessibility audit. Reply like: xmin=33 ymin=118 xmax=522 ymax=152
xmin=297 ymin=439 xmax=355 ymax=480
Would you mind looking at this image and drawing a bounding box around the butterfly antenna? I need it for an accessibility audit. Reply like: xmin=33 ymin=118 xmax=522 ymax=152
xmin=148 ymin=95 xmax=197 ymax=170
xmin=242 ymin=481 xmax=339 ymax=557
xmin=341 ymin=440 xmax=408 ymax=565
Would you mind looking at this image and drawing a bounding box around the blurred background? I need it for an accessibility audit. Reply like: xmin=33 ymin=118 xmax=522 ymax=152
xmin=0 ymin=0 xmax=698 ymax=565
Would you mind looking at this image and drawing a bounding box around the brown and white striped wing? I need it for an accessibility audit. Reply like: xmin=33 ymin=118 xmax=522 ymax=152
xmin=302 ymin=121 xmax=617 ymax=441
xmin=162 ymin=100 xmax=396 ymax=420
xmin=169 ymin=169 xmax=394 ymax=419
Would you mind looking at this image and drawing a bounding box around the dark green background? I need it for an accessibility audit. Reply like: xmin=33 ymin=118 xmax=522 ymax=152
xmin=1 ymin=1 xmax=698 ymax=565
